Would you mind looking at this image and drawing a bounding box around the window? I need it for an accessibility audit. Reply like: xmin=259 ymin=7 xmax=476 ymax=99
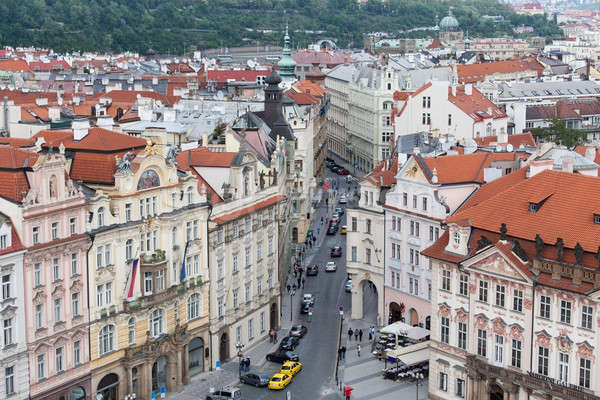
xmin=126 ymin=240 xmax=133 ymax=260
xmin=560 ymin=300 xmax=572 ymax=324
xmin=55 ymin=347 xmax=63 ymax=372
xmin=350 ymin=246 xmax=357 ymax=262
xmin=188 ymin=293 xmax=200 ymax=320
xmin=98 ymin=207 xmax=105 ymax=227
xmin=366 ymin=219 xmax=371 ymax=234
xmin=441 ymin=270 xmax=451 ymax=291
xmin=448 ymin=114 xmax=452 ymax=126
xmin=558 ymin=353 xmax=569 ymax=383
xmin=193 ymin=220 xmax=199 ymax=240
xmin=152 ymin=196 xmax=157 ymax=215
xmin=32 ymin=226 xmax=39 ymax=245
xmin=479 ymin=280 xmax=488 ymax=303
xmin=495 ymin=285 xmax=505 ymax=307
xmin=257 ymin=241 xmax=263 ymax=261
xmin=455 ymin=378 xmax=465 ymax=398
xmin=245 ymin=217 xmax=251 ymax=233
xmin=69 ymin=218 xmax=76 ymax=235
xmin=128 ymin=318 xmax=135 ymax=345
xmin=453 ymin=231 xmax=460 ymax=245
xmin=580 ymin=358 xmax=591 ymax=388
xmin=403 ymin=192 xmax=408 ymax=206
xmin=245 ymin=247 xmax=251 ymax=268
xmin=459 ymin=274 xmax=468 ymax=296
xmin=409 ymin=277 xmax=419 ymax=296
xmin=35 ymin=304 xmax=43 ymax=329
xmin=438 ymin=372 xmax=447 ymax=391
xmin=54 ymin=298 xmax=62 ymax=322
xmin=440 ymin=316 xmax=449 ymax=344
xmin=538 ymin=346 xmax=549 ymax=376
xmin=99 ymin=325 xmax=115 ymax=355
xmin=217 ymin=297 xmax=224 ymax=318
xmin=156 ymin=270 xmax=164 ymax=292
xmin=187 ymin=187 xmax=193 ymax=205
xmin=233 ymin=253 xmax=239 ymax=272
xmin=125 ymin=203 xmax=132 ymax=221
xmin=71 ymin=253 xmax=78 ymax=276
xmin=540 ymin=295 xmax=551 ymax=319
xmin=1 ymin=275 xmax=10 ymax=300
xmin=186 ymin=222 xmax=192 ymax=242
xmin=494 ymin=334 xmax=504 ymax=365
xmin=422 ymin=96 xmax=431 ymax=108
xmin=422 ymin=112 xmax=431 ymax=125
xmin=74 ymin=341 xmax=81 ymax=366
xmin=435 ymin=227 xmax=439 ymax=240
xmin=72 ymin=293 xmax=79 ymax=316
xmin=236 ymin=326 xmax=242 ymax=344
xmin=53 ymin=258 xmax=60 ymax=281
xmin=3 ymin=318 xmax=12 ymax=346
xmin=511 ymin=339 xmax=522 ymax=368
xmin=260 ymin=312 xmax=265 ymax=332
xmin=257 ymin=278 xmax=263 ymax=296
xmin=245 ymin=285 xmax=251 ymax=303
xmin=268 ymin=235 xmax=274 ymax=255
xmin=248 ymin=319 xmax=254 ymax=340
xmin=0 ymin=234 xmax=7 ymax=250
xmin=144 ymin=272 xmax=153 ymax=294
xmin=105 ymin=282 xmax=112 ymax=305
xmin=582 ymin=305 xmax=593 ymax=329
xmin=5 ymin=366 xmax=14 ymax=395
xmin=150 ymin=309 xmax=164 ymax=337
xmin=365 ymin=248 xmax=371 ymax=265
xmin=412 ymin=195 xmax=417 ymax=209
xmin=457 ymin=322 xmax=467 ymax=350
xmin=193 ymin=255 xmax=199 ymax=276
xmin=477 ymin=329 xmax=487 ymax=357
xmin=37 ymin=354 xmax=45 ymax=380
xmin=513 ymin=289 xmax=523 ymax=312
xmin=233 ymin=289 xmax=239 ymax=309
xmin=96 ymin=284 xmax=104 ymax=307
xmin=351 ymin=217 xmax=357 ymax=232
xmin=268 ymin=270 xmax=274 ymax=289
xmin=139 ymin=199 xmax=144 ymax=218
xmin=34 ymin=263 xmax=41 ymax=287
xmin=51 ymin=222 xmax=58 ymax=240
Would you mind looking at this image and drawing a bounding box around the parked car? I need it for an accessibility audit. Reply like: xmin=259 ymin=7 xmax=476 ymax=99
xmin=307 ymin=265 xmax=318 ymax=276
xmin=345 ymin=279 xmax=352 ymax=293
xmin=327 ymin=225 xmax=337 ymax=235
xmin=339 ymin=195 xmax=347 ymax=204
xmin=303 ymin=294 xmax=315 ymax=305
xmin=280 ymin=361 xmax=303 ymax=377
xmin=335 ymin=207 xmax=344 ymax=216
xmin=340 ymin=225 xmax=347 ymax=235
xmin=338 ymin=169 xmax=350 ymax=175
xmin=240 ymin=373 xmax=269 ymax=387
xmin=325 ymin=261 xmax=337 ymax=272
xmin=266 ymin=350 xmax=299 ymax=363
xmin=206 ymin=386 xmax=242 ymax=400
xmin=289 ymin=325 xmax=308 ymax=338
xmin=279 ymin=336 xmax=299 ymax=350
xmin=268 ymin=373 xmax=292 ymax=390
xmin=330 ymin=246 xmax=343 ymax=257
xmin=301 ymin=302 xmax=310 ymax=314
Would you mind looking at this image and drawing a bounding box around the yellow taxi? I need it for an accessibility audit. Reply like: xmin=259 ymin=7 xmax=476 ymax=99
xmin=279 ymin=361 xmax=302 ymax=377
xmin=340 ymin=226 xmax=347 ymax=235
xmin=268 ymin=373 xmax=292 ymax=390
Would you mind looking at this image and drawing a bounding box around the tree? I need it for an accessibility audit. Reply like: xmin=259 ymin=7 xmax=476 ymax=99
xmin=531 ymin=118 xmax=587 ymax=148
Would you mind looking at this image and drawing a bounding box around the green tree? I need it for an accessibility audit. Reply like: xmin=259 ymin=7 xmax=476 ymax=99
xmin=531 ymin=118 xmax=587 ymax=148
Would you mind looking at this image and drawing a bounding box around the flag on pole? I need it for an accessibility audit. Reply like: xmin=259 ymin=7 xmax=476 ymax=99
xmin=180 ymin=241 xmax=190 ymax=282
xmin=126 ymin=258 xmax=139 ymax=299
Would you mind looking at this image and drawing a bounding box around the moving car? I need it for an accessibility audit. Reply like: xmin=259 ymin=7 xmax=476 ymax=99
xmin=268 ymin=373 xmax=292 ymax=390
xmin=335 ymin=207 xmax=344 ymax=216
xmin=240 ymin=373 xmax=269 ymax=387
xmin=332 ymin=212 xmax=340 ymax=220
xmin=307 ymin=265 xmax=318 ymax=276
xmin=266 ymin=350 xmax=299 ymax=363
xmin=301 ymin=302 xmax=311 ymax=314
xmin=280 ymin=361 xmax=303 ymax=377
xmin=279 ymin=336 xmax=299 ymax=350
xmin=303 ymin=294 xmax=315 ymax=305
xmin=339 ymin=195 xmax=347 ymax=204
xmin=289 ymin=325 xmax=308 ymax=338
xmin=206 ymin=386 xmax=242 ymax=400
xmin=337 ymin=168 xmax=350 ymax=175
xmin=330 ymin=246 xmax=343 ymax=257
xmin=345 ymin=279 xmax=352 ymax=293
xmin=325 ymin=261 xmax=337 ymax=272
xmin=327 ymin=225 xmax=337 ymax=235
xmin=340 ymin=225 xmax=347 ymax=235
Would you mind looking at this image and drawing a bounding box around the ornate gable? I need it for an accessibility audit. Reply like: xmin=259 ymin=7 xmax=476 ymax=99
xmin=400 ymin=159 xmax=429 ymax=183
xmin=462 ymin=246 xmax=530 ymax=283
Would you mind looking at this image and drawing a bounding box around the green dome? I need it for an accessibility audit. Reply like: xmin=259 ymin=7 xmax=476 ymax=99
xmin=440 ymin=9 xmax=460 ymax=32
xmin=278 ymin=24 xmax=296 ymax=80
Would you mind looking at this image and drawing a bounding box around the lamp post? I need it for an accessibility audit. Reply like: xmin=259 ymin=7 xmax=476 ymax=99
xmin=411 ymin=372 xmax=425 ymax=400
xmin=236 ymin=342 xmax=244 ymax=377
xmin=289 ymin=288 xmax=296 ymax=322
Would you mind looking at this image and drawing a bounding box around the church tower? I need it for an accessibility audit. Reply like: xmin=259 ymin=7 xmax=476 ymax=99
xmin=277 ymin=23 xmax=297 ymax=81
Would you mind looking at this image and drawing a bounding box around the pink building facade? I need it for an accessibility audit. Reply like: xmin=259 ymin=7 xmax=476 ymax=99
xmin=22 ymin=152 xmax=91 ymax=400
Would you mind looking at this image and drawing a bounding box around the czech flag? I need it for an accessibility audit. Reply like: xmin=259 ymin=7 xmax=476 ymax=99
xmin=126 ymin=258 xmax=139 ymax=299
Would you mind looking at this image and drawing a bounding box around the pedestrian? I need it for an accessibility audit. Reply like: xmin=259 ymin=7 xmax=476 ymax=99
xmin=297 ymin=276 xmax=301 ymax=287
xmin=370 ymin=326 xmax=376 ymax=340
xmin=359 ymin=329 xmax=363 ymax=342
xmin=354 ymin=330 xmax=358 ymax=341
xmin=341 ymin=345 xmax=346 ymax=359
xmin=274 ymin=331 xmax=278 ymax=342
xmin=286 ymin=284 xmax=291 ymax=292
xmin=269 ymin=329 xmax=273 ymax=343
xmin=338 ymin=347 xmax=343 ymax=361
xmin=302 ymin=277 xmax=305 ymax=288
xmin=292 ymin=283 xmax=297 ymax=291
xmin=344 ymin=386 xmax=354 ymax=400
xmin=357 ymin=344 xmax=361 ymax=357
xmin=348 ymin=328 xmax=353 ymax=341
xmin=368 ymin=327 xmax=373 ymax=341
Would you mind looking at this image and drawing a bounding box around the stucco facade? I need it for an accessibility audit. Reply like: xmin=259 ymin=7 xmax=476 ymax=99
xmin=325 ymin=65 xmax=354 ymax=162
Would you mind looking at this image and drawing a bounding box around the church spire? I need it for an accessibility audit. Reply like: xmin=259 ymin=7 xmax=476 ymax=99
xmin=277 ymin=21 xmax=296 ymax=81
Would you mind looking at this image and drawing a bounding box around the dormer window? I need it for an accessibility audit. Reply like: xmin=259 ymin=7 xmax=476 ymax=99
xmin=453 ymin=231 xmax=460 ymax=245
xmin=529 ymin=202 xmax=540 ymax=213
xmin=595 ymin=214 xmax=600 ymax=225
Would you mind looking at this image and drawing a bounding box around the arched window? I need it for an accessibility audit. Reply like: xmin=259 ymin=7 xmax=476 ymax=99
xmin=128 ymin=318 xmax=135 ymax=345
xmin=187 ymin=187 xmax=193 ymax=205
xmin=98 ymin=207 xmax=105 ymax=227
xmin=125 ymin=239 xmax=133 ymax=260
xmin=99 ymin=325 xmax=115 ymax=355
xmin=188 ymin=293 xmax=201 ymax=321
xmin=150 ymin=309 xmax=164 ymax=337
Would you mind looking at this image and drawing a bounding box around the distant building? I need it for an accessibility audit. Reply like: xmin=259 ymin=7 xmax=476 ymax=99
xmin=439 ymin=8 xmax=463 ymax=42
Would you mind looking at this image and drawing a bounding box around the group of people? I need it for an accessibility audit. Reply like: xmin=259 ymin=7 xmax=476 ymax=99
xmin=238 ymin=357 xmax=251 ymax=372
xmin=347 ymin=328 xmax=364 ymax=342
xmin=268 ymin=328 xmax=278 ymax=343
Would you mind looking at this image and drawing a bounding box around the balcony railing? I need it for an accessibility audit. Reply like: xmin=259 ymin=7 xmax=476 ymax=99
xmin=140 ymin=249 xmax=166 ymax=266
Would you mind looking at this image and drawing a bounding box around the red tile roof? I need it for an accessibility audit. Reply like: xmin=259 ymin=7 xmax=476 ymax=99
xmin=93 ymin=90 xmax=170 ymax=106
xmin=291 ymin=50 xmax=351 ymax=66
xmin=360 ymin=157 xmax=399 ymax=187
xmin=284 ymin=90 xmax=319 ymax=105
xmin=35 ymin=128 xmax=146 ymax=152
xmin=167 ymin=62 xmax=194 ymax=74
xmin=459 ymin=167 xmax=529 ymax=211
xmin=28 ymin=60 xmax=71 ymax=72
xmin=448 ymin=85 xmax=507 ymax=121
xmin=0 ymin=59 xmax=31 ymax=72
xmin=0 ymin=147 xmax=39 ymax=203
xmin=292 ymin=80 xmax=326 ymax=97
xmin=212 ymin=195 xmax=285 ymax=224
xmin=177 ymin=147 xmax=237 ymax=168
xmin=474 ymin=132 xmax=536 ymax=148
xmin=426 ymin=39 xmax=444 ymax=50
xmin=70 ymin=152 xmax=126 ymax=184
xmin=0 ymin=146 xmax=39 ymax=169
xmin=457 ymin=59 xmax=543 ymax=83
xmin=574 ymin=145 xmax=600 ymax=164
xmin=0 ymin=219 xmax=24 ymax=256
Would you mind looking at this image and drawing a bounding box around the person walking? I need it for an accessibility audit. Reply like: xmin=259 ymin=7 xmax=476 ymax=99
xmin=368 ymin=326 xmax=373 ymax=341
xmin=348 ymin=328 xmax=353 ymax=341
xmin=301 ymin=277 xmax=305 ymax=288
xmin=358 ymin=329 xmax=363 ymax=342
xmin=344 ymin=386 xmax=354 ymax=400
xmin=357 ymin=344 xmax=361 ymax=357
xmin=354 ymin=330 xmax=358 ymax=341
xmin=338 ymin=347 xmax=343 ymax=361
xmin=273 ymin=331 xmax=278 ymax=342
xmin=341 ymin=345 xmax=346 ymax=360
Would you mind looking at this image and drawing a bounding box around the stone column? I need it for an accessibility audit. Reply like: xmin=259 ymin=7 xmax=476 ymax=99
xmin=182 ymin=344 xmax=190 ymax=385
xmin=142 ymin=358 xmax=152 ymax=399
xmin=125 ymin=366 xmax=132 ymax=395
xmin=467 ymin=374 xmax=476 ymax=400
xmin=167 ymin=355 xmax=178 ymax=392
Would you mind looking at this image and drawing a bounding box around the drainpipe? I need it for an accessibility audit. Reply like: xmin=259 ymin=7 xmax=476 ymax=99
xmin=382 ymin=207 xmax=386 ymax=327
xmin=528 ymin=274 xmax=538 ymax=400
xmin=3 ymin=96 xmax=8 ymax=136
xmin=206 ymin=203 xmax=214 ymax=371
xmin=85 ymin=232 xmax=95 ymax=390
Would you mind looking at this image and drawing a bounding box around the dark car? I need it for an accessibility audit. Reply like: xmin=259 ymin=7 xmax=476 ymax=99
xmin=240 ymin=373 xmax=269 ymax=387
xmin=307 ymin=265 xmax=318 ymax=276
xmin=330 ymin=246 xmax=343 ymax=257
xmin=301 ymin=302 xmax=310 ymax=314
xmin=266 ymin=350 xmax=299 ymax=363
xmin=290 ymin=325 xmax=308 ymax=338
xmin=327 ymin=225 xmax=337 ymax=235
xmin=338 ymin=169 xmax=350 ymax=175
xmin=335 ymin=207 xmax=344 ymax=216
xmin=279 ymin=336 xmax=300 ymax=350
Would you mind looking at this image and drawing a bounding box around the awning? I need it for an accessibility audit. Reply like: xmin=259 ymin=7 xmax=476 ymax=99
xmin=386 ymin=341 xmax=430 ymax=366
xmin=380 ymin=322 xmax=430 ymax=341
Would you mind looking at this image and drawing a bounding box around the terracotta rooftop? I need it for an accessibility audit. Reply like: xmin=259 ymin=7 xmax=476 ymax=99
xmin=35 ymin=128 xmax=147 ymax=152
xmin=0 ymin=147 xmax=40 ymax=203
xmin=0 ymin=59 xmax=31 ymax=72
xmin=457 ymin=59 xmax=543 ymax=83
xmin=212 ymin=194 xmax=285 ymax=224
xmin=474 ymin=132 xmax=536 ymax=148
xmin=177 ymin=147 xmax=237 ymax=168
xmin=360 ymin=157 xmax=399 ymax=187
xmin=448 ymin=85 xmax=507 ymax=122
xmin=0 ymin=216 xmax=24 ymax=256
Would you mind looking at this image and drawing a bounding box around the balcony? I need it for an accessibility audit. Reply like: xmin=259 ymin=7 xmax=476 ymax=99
xmin=140 ymin=249 xmax=166 ymax=266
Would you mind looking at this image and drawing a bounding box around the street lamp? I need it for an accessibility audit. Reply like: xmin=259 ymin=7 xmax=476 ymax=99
xmin=236 ymin=342 xmax=244 ymax=377
xmin=289 ymin=288 xmax=296 ymax=322
xmin=411 ymin=372 xmax=425 ymax=400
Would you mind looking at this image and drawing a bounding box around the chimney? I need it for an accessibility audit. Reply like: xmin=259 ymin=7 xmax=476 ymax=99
xmin=497 ymin=130 xmax=508 ymax=144
xmin=562 ymin=156 xmax=574 ymax=173
xmin=584 ymin=147 xmax=596 ymax=161
xmin=72 ymin=118 xmax=90 ymax=141
xmin=465 ymin=84 xmax=472 ymax=95
xmin=35 ymin=97 xmax=48 ymax=106
xmin=96 ymin=114 xmax=113 ymax=129
xmin=452 ymin=85 xmax=456 ymax=96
